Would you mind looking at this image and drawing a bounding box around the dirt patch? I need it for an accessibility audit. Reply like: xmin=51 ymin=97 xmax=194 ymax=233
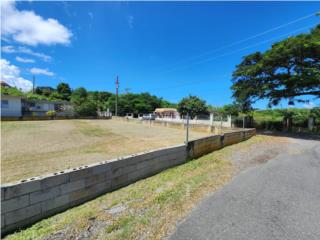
xmin=230 ymin=134 xmax=292 ymax=170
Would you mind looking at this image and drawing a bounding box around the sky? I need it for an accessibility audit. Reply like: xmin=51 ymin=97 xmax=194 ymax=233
xmin=1 ymin=1 xmax=320 ymax=109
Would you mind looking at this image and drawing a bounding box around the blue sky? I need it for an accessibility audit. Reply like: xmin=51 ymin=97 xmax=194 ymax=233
xmin=1 ymin=1 xmax=319 ymax=109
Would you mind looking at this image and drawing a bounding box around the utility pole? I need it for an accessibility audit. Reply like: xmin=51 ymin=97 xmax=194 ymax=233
xmin=32 ymin=75 xmax=35 ymax=93
xmin=115 ymin=76 xmax=119 ymax=117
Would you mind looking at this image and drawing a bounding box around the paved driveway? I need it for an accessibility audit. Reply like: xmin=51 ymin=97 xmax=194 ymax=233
xmin=170 ymin=137 xmax=320 ymax=240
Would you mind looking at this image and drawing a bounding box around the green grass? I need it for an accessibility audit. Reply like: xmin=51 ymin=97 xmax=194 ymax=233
xmin=5 ymin=136 xmax=265 ymax=240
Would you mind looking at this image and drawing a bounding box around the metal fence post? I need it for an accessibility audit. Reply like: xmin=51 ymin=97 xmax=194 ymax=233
xmin=185 ymin=113 xmax=189 ymax=145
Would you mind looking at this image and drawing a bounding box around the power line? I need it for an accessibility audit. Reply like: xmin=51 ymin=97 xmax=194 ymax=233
xmin=192 ymin=24 xmax=315 ymax=65
xmin=155 ymin=12 xmax=317 ymax=73
xmin=144 ymin=24 xmax=314 ymax=95
xmin=147 ymin=73 xmax=230 ymax=92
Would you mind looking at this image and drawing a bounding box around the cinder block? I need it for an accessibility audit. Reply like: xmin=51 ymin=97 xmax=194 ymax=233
xmin=3 ymin=213 xmax=43 ymax=236
xmin=89 ymin=181 xmax=111 ymax=197
xmin=59 ymin=179 xmax=85 ymax=195
xmin=1 ymin=194 xmax=29 ymax=214
xmin=5 ymin=203 xmax=41 ymax=225
xmin=111 ymin=174 xmax=129 ymax=189
xmin=69 ymin=167 xmax=93 ymax=182
xmin=40 ymin=203 xmax=70 ymax=220
xmin=30 ymin=187 xmax=61 ymax=204
xmin=1 ymin=187 xmax=4 ymax=201
xmin=135 ymin=166 xmax=155 ymax=179
xmin=1 ymin=214 xmax=4 ymax=229
xmin=136 ymin=160 xmax=152 ymax=170
xmin=69 ymin=180 xmax=111 ymax=206
xmin=3 ymin=180 xmax=41 ymax=200
xmin=85 ymin=173 xmax=106 ymax=187
xmin=109 ymin=156 xmax=135 ymax=170
xmin=41 ymin=194 xmax=70 ymax=212
xmin=68 ymin=186 xmax=91 ymax=202
xmin=127 ymin=170 xmax=142 ymax=182
xmin=69 ymin=180 xmax=111 ymax=207
xmin=91 ymin=163 xmax=111 ymax=175
xmin=40 ymin=173 xmax=69 ymax=189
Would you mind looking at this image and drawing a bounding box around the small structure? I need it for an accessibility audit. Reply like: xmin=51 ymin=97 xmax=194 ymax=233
xmin=1 ymin=81 xmax=12 ymax=88
xmin=154 ymin=108 xmax=179 ymax=119
xmin=1 ymin=95 xmax=23 ymax=117
xmin=22 ymin=99 xmax=74 ymax=117
xmin=97 ymin=109 xmax=112 ymax=118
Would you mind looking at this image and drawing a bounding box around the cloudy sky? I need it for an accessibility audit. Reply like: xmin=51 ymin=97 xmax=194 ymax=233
xmin=1 ymin=1 xmax=319 ymax=108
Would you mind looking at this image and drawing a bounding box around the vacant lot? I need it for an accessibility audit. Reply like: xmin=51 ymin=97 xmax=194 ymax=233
xmin=4 ymin=135 xmax=288 ymax=240
xmin=1 ymin=119 xmax=208 ymax=183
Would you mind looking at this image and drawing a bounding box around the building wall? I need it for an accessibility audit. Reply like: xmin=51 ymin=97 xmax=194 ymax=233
xmin=1 ymin=129 xmax=256 ymax=235
xmin=1 ymin=96 xmax=22 ymax=117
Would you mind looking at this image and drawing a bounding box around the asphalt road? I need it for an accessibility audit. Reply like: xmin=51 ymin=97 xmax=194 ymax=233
xmin=169 ymin=138 xmax=320 ymax=240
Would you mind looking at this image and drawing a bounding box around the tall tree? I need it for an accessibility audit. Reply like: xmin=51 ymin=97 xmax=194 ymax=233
xmin=71 ymin=87 xmax=88 ymax=105
xmin=57 ymin=82 xmax=72 ymax=101
xmin=177 ymin=95 xmax=208 ymax=119
xmin=231 ymin=25 xmax=320 ymax=110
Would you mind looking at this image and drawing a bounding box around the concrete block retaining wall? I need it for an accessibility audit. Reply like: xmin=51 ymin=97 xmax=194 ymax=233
xmin=1 ymin=129 xmax=255 ymax=235
xmin=115 ymin=117 xmax=237 ymax=134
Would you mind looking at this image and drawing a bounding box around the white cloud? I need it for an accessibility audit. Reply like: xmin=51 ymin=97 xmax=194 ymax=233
xmin=1 ymin=45 xmax=15 ymax=53
xmin=127 ymin=15 xmax=134 ymax=29
xmin=1 ymin=45 xmax=52 ymax=62
xmin=1 ymin=1 xmax=72 ymax=46
xmin=30 ymin=67 xmax=54 ymax=76
xmin=16 ymin=56 xmax=35 ymax=63
xmin=0 ymin=59 xmax=33 ymax=92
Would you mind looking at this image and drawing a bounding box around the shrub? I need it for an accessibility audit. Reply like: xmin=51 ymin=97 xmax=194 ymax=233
xmin=46 ymin=110 xmax=56 ymax=119
xmin=74 ymin=101 xmax=97 ymax=117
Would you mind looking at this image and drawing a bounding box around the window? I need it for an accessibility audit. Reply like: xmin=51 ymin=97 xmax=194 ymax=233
xmin=1 ymin=100 xmax=9 ymax=108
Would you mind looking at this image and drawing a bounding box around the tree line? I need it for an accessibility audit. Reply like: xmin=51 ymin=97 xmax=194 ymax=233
xmin=1 ymin=83 xmax=177 ymax=117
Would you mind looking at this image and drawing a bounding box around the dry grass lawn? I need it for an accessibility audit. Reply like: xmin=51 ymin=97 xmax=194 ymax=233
xmin=1 ymin=119 xmax=208 ymax=183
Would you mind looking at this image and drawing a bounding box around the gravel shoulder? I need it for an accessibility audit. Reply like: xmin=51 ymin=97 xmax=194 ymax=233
xmin=169 ymin=134 xmax=320 ymax=240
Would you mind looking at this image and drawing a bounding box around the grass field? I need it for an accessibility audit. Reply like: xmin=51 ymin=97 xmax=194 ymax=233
xmin=1 ymin=119 xmax=208 ymax=183
xmin=4 ymin=135 xmax=276 ymax=240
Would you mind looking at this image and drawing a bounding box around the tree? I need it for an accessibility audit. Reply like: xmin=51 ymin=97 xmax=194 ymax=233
xmin=232 ymin=25 xmax=320 ymax=110
xmin=87 ymin=91 xmax=113 ymax=111
xmin=221 ymin=103 xmax=241 ymax=117
xmin=57 ymin=82 xmax=72 ymax=101
xmin=71 ymin=87 xmax=87 ymax=105
xmin=74 ymin=100 xmax=97 ymax=117
xmin=0 ymin=86 xmax=24 ymax=96
xmin=177 ymin=95 xmax=208 ymax=119
xmin=106 ymin=92 xmax=165 ymax=116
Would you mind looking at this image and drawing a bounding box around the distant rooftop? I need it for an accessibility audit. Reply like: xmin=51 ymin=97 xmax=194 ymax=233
xmin=0 ymin=81 xmax=12 ymax=88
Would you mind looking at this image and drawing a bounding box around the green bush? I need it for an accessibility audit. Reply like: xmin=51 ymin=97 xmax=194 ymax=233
xmin=46 ymin=110 xmax=56 ymax=118
xmin=74 ymin=101 xmax=97 ymax=117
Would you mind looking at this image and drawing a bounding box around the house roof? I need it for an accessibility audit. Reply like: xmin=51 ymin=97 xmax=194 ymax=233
xmin=25 ymin=99 xmax=70 ymax=104
xmin=0 ymin=81 xmax=12 ymax=88
xmin=1 ymin=94 xmax=23 ymax=99
xmin=154 ymin=108 xmax=178 ymax=113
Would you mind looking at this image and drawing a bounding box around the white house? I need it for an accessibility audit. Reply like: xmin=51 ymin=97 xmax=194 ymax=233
xmin=1 ymin=95 xmax=23 ymax=117
xmin=22 ymin=99 xmax=74 ymax=117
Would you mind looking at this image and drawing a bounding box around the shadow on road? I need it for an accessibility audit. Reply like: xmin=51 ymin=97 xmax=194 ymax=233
xmin=257 ymin=130 xmax=320 ymax=141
